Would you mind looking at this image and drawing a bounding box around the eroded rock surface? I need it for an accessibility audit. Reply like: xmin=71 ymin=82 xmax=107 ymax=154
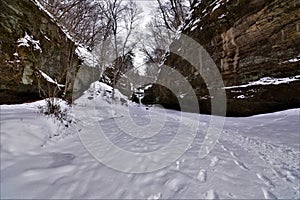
xmin=0 ymin=0 xmax=99 ymax=104
xmin=148 ymin=0 xmax=300 ymax=116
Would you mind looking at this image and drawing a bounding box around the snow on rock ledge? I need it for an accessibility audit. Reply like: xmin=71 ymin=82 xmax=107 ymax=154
xmin=75 ymin=46 xmax=97 ymax=68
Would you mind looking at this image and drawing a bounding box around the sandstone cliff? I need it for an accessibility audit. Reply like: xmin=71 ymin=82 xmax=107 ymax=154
xmin=147 ymin=0 xmax=300 ymax=116
xmin=0 ymin=0 xmax=99 ymax=104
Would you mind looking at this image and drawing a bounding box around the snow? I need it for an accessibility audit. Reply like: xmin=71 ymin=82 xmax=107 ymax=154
xmin=191 ymin=25 xmax=198 ymax=31
xmin=186 ymin=9 xmax=195 ymax=21
xmin=179 ymin=93 xmax=187 ymax=99
xmin=88 ymin=81 xmax=128 ymax=104
xmin=147 ymin=192 xmax=162 ymax=200
xmin=194 ymin=0 xmax=202 ymax=8
xmin=75 ymin=45 xmax=96 ymax=67
xmin=287 ymin=58 xmax=300 ymax=63
xmin=218 ymin=14 xmax=226 ymax=19
xmin=192 ymin=18 xmax=201 ymax=26
xmin=17 ymin=32 xmax=42 ymax=53
xmin=44 ymin=35 xmax=51 ymax=41
xmin=144 ymin=84 xmax=153 ymax=90
xmin=182 ymin=7 xmax=197 ymax=32
xmin=1 ymin=81 xmax=300 ymax=199
xmin=211 ymin=3 xmax=221 ymax=13
xmin=225 ymin=75 xmax=300 ymax=89
xmin=208 ymin=0 xmax=223 ymax=13
xmin=236 ymin=95 xmax=246 ymax=99
xmin=39 ymin=70 xmax=65 ymax=88
xmin=281 ymin=55 xmax=300 ymax=64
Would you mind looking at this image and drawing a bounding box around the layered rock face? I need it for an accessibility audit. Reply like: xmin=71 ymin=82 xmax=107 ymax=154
xmin=148 ymin=0 xmax=300 ymax=116
xmin=0 ymin=0 xmax=99 ymax=104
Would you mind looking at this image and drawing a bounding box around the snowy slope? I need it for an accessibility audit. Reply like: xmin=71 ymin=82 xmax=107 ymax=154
xmin=1 ymin=82 xmax=299 ymax=199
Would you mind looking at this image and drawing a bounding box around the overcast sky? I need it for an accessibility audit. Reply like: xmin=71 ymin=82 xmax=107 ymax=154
xmin=136 ymin=0 xmax=157 ymax=27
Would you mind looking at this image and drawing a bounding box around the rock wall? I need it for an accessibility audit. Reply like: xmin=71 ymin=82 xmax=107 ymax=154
xmin=149 ymin=0 xmax=300 ymax=116
xmin=188 ymin=0 xmax=300 ymax=86
xmin=0 ymin=0 xmax=99 ymax=104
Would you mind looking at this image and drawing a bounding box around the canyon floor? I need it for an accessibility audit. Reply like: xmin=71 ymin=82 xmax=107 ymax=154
xmin=1 ymin=82 xmax=299 ymax=199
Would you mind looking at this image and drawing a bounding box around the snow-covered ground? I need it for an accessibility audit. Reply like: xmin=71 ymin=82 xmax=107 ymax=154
xmin=225 ymin=75 xmax=300 ymax=89
xmin=1 ymin=82 xmax=299 ymax=199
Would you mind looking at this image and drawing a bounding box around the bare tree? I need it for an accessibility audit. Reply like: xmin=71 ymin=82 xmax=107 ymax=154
xmin=37 ymin=0 xmax=108 ymax=49
xmin=156 ymin=0 xmax=190 ymax=32
xmin=138 ymin=0 xmax=191 ymax=78
xmin=37 ymin=0 xmax=139 ymax=86
xmin=98 ymin=0 xmax=139 ymax=98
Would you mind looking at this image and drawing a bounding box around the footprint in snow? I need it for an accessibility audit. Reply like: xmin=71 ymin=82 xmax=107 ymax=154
xmin=205 ymin=189 xmax=219 ymax=200
xmin=272 ymin=168 xmax=293 ymax=183
xmin=147 ymin=192 xmax=162 ymax=200
xmin=262 ymin=188 xmax=277 ymax=199
xmin=233 ymin=159 xmax=249 ymax=171
xmin=220 ymin=143 xmax=239 ymax=159
xmin=210 ymin=156 xmax=219 ymax=167
xmin=230 ymin=151 xmax=238 ymax=159
xmin=256 ymin=173 xmax=274 ymax=188
xmin=197 ymin=169 xmax=207 ymax=182
xmin=221 ymin=144 xmax=228 ymax=152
